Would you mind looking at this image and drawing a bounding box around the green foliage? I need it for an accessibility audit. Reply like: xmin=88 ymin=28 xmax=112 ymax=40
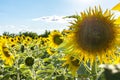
xmin=0 ymin=33 xmax=73 ymax=80
xmin=0 ymin=30 xmax=120 ymax=80
xmin=19 ymin=31 xmax=39 ymax=39
xmin=39 ymin=30 xmax=50 ymax=38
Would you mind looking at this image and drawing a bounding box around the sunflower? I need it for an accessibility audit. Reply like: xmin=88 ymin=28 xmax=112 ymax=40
xmin=20 ymin=35 xmax=26 ymax=41
xmin=0 ymin=40 xmax=14 ymax=66
xmin=61 ymin=6 xmax=120 ymax=65
xmin=48 ymin=30 xmax=63 ymax=48
xmin=15 ymin=36 xmax=21 ymax=43
xmin=8 ymin=37 xmax=17 ymax=47
xmin=46 ymin=47 xmax=56 ymax=55
xmin=2 ymin=35 xmax=9 ymax=40
xmin=40 ymin=37 xmax=49 ymax=46
xmin=62 ymin=55 xmax=80 ymax=76
xmin=25 ymin=56 xmax=34 ymax=66
xmin=25 ymin=36 xmax=32 ymax=43
xmin=9 ymin=37 xmax=16 ymax=43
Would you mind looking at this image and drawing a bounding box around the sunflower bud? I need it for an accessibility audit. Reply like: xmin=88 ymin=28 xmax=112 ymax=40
xmin=25 ymin=57 xmax=34 ymax=66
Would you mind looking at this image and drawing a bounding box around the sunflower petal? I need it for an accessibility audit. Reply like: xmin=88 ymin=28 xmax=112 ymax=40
xmin=115 ymin=16 xmax=120 ymax=24
xmin=112 ymin=3 xmax=120 ymax=11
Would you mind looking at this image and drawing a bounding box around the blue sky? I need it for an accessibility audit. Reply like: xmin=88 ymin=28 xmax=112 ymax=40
xmin=0 ymin=0 xmax=119 ymax=35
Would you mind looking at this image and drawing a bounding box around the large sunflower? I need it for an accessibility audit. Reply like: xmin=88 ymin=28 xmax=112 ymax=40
xmin=0 ymin=40 xmax=14 ymax=66
xmin=62 ymin=6 xmax=120 ymax=65
xmin=48 ymin=30 xmax=63 ymax=48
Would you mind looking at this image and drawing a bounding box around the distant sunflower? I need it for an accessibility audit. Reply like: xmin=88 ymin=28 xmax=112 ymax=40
xmin=9 ymin=42 xmax=16 ymax=48
xmin=15 ymin=36 xmax=21 ymax=43
xmin=62 ymin=6 xmax=120 ymax=65
xmin=2 ymin=35 xmax=9 ymax=40
xmin=9 ymin=37 xmax=16 ymax=43
xmin=0 ymin=40 xmax=14 ymax=66
xmin=48 ymin=31 xmax=63 ymax=48
xmin=40 ymin=37 xmax=49 ymax=46
xmin=62 ymin=55 xmax=80 ymax=76
xmin=8 ymin=37 xmax=17 ymax=47
xmin=25 ymin=36 xmax=32 ymax=43
xmin=46 ymin=47 xmax=56 ymax=55
xmin=25 ymin=56 xmax=34 ymax=66
xmin=20 ymin=35 xmax=26 ymax=41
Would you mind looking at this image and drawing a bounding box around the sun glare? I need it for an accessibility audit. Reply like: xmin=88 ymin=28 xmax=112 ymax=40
xmin=70 ymin=0 xmax=94 ymax=4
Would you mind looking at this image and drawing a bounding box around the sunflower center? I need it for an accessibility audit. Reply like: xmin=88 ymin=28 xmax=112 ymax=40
xmin=25 ymin=57 xmax=34 ymax=66
xmin=70 ymin=57 xmax=80 ymax=66
xmin=76 ymin=16 xmax=114 ymax=52
xmin=3 ymin=49 xmax=10 ymax=57
xmin=2 ymin=46 xmax=10 ymax=57
xmin=53 ymin=35 xmax=63 ymax=45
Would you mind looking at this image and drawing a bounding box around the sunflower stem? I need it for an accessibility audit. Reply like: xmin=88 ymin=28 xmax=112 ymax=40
xmin=97 ymin=69 xmax=104 ymax=80
xmin=17 ymin=58 xmax=20 ymax=80
xmin=17 ymin=71 xmax=20 ymax=80
xmin=30 ymin=66 xmax=36 ymax=80
xmin=92 ymin=60 xmax=98 ymax=80
xmin=84 ymin=63 xmax=91 ymax=74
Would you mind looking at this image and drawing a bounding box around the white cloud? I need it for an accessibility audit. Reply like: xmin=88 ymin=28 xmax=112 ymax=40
xmin=32 ymin=15 xmax=74 ymax=23
xmin=0 ymin=16 xmax=73 ymax=35
xmin=0 ymin=24 xmax=66 ymax=35
xmin=0 ymin=25 xmax=32 ymax=35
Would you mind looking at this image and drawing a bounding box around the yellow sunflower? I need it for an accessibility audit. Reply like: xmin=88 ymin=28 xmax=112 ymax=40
xmin=46 ymin=47 xmax=56 ymax=55
xmin=25 ymin=36 xmax=32 ymax=43
xmin=0 ymin=40 xmax=14 ymax=66
xmin=15 ymin=36 xmax=21 ymax=43
xmin=20 ymin=35 xmax=26 ymax=41
xmin=9 ymin=37 xmax=16 ymax=43
xmin=1 ymin=35 xmax=9 ymax=40
xmin=48 ymin=30 xmax=63 ymax=48
xmin=38 ymin=37 xmax=49 ymax=47
xmin=62 ymin=55 xmax=80 ymax=76
xmin=61 ymin=6 xmax=120 ymax=65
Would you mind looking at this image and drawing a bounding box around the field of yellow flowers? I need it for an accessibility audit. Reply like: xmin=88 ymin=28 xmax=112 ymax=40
xmin=0 ymin=30 xmax=76 ymax=80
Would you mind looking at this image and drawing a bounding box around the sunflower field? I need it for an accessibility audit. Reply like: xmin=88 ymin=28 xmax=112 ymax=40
xmin=0 ymin=3 xmax=120 ymax=80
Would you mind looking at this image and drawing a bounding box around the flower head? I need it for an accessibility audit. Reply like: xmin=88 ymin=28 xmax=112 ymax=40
xmin=25 ymin=57 xmax=34 ymax=66
xmin=48 ymin=30 xmax=63 ymax=48
xmin=0 ymin=40 xmax=14 ymax=66
xmin=62 ymin=55 xmax=80 ymax=76
xmin=62 ymin=6 xmax=120 ymax=65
